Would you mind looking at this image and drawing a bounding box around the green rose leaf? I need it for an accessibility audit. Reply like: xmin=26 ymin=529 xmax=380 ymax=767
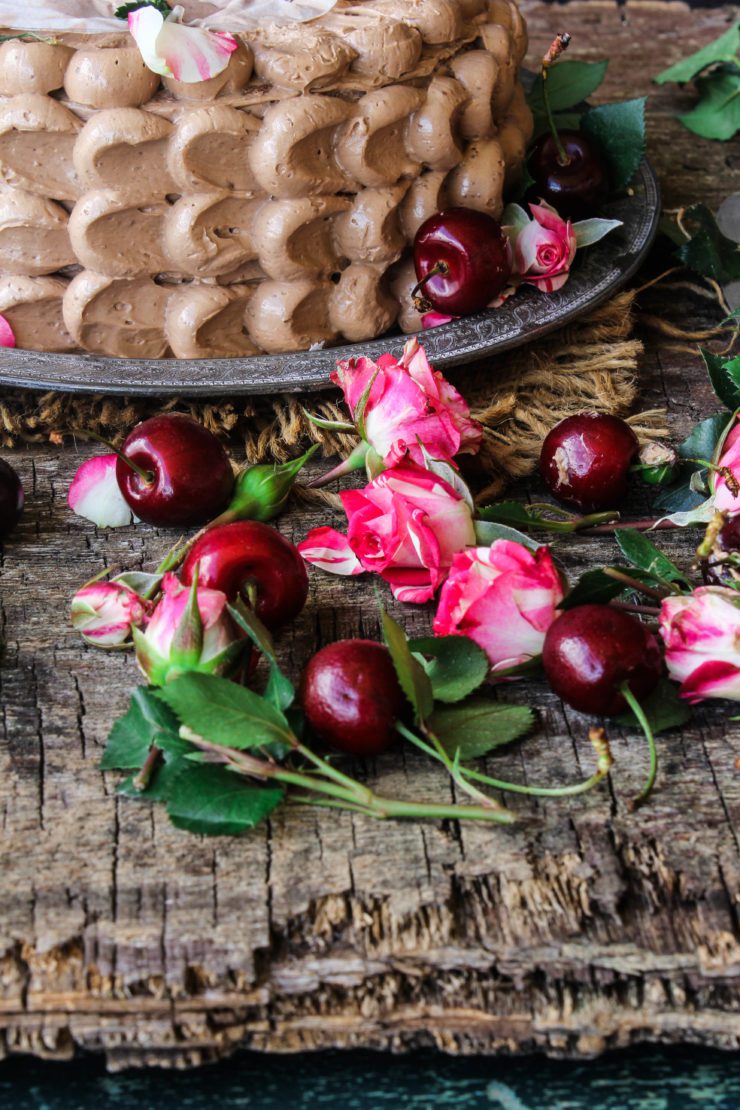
xmin=115 ymin=0 xmax=171 ymax=18
xmin=382 ymin=609 xmax=434 ymax=724
xmin=408 ymin=635 xmax=490 ymax=704
xmin=157 ymin=673 xmax=295 ymax=750
xmin=701 ymin=347 xmax=740 ymax=412
xmin=430 ymin=698 xmax=536 ymax=761
xmin=527 ymin=59 xmax=609 ymax=116
xmin=615 ymin=530 xmax=690 ymax=588
xmin=675 ymin=203 xmax=740 ymax=284
xmin=680 ymin=70 xmax=740 ymax=142
xmin=476 ymin=500 xmax=533 ymax=528
xmin=165 ymin=763 xmax=284 ymax=836
xmin=654 ymin=21 xmax=739 ymax=85
xmin=614 ymin=679 xmax=691 ymax=734
xmin=558 ymin=567 xmax=656 ymax=610
xmin=101 ymin=686 xmax=181 ymax=770
xmin=473 ymin=520 xmax=540 ymax=551
xmin=118 ymin=751 xmax=188 ymax=801
xmin=581 ymin=97 xmax=646 ymax=191
xmin=227 ymin=602 xmax=295 ymax=713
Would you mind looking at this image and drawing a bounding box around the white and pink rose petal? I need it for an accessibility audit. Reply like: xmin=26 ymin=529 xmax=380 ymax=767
xmin=128 ymin=5 xmax=238 ymax=83
xmin=68 ymin=455 xmax=135 ymax=528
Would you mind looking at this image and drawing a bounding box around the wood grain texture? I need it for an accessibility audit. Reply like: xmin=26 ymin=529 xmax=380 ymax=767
xmin=0 ymin=0 xmax=739 ymax=1069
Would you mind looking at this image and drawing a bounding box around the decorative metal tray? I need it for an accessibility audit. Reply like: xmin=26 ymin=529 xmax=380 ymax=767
xmin=0 ymin=161 xmax=660 ymax=398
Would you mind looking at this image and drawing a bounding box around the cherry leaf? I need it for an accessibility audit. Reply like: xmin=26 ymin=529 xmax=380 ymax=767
xmin=430 ymin=699 xmax=536 ymax=760
xmin=527 ymin=60 xmax=608 ymax=116
xmin=381 ymin=609 xmax=434 ymax=724
xmin=675 ymin=204 xmax=740 ymax=283
xmin=654 ymin=21 xmax=739 ymax=85
xmin=581 ymin=97 xmax=646 ymax=191
xmin=408 ymin=636 xmax=490 ymax=704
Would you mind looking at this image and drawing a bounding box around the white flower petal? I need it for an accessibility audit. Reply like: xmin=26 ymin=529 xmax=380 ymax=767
xmin=128 ymin=5 xmax=238 ymax=83
xmin=68 ymin=455 xmax=134 ymax=529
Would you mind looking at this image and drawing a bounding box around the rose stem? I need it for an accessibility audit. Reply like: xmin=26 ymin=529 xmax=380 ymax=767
xmin=583 ymin=519 xmax=683 ymax=535
xmin=619 ymin=683 xmax=658 ymax=809
xmin=133 ymin=745 xmax=162 ymax=792
xmin=541 ymin=32 xmax=572 ymax=166
xmin=188 ymin=735 xmax=515 ymax=825
xmin=609 ymin=601 xmax=662 ymax=618
xmin=396 ymin=721 xmax=511 ymax=812
xmin=602 ymin=567 xmax=669 ymax=600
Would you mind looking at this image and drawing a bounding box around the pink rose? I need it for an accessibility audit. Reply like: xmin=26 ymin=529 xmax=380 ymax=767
xmin=433 ymin=541 xmax=566 ymax=672
xmin=298 ymin=463 xmax=476 ymax=603
xmin=70 ymin=581 xmax=149 ymax=648
xmin=714 ymin=417 xmax=740 ymax=513
xmin=0 ymin=313 xmax=15 ymax=347
xmin=134 ymin=572 xmax=246 ymax=686
xmin=660 ymin=586 xmax=740 ymax=703
xmin=505 ymin=200 xmax=577 ymax=293
xmin=331 ymin=337 xmax=482 ymax=468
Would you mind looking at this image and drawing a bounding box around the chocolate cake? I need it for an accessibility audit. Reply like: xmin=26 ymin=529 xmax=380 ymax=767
xmin=0 ymin=0 xmax=532 ymax=358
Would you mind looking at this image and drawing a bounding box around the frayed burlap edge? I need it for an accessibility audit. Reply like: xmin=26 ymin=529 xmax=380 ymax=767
xmin=0 ymin=288 xmax=665 ymax=499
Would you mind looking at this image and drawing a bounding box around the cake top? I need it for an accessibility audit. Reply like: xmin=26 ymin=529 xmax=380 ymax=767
xmin=0 ymin=0 xmax=340 ymax=32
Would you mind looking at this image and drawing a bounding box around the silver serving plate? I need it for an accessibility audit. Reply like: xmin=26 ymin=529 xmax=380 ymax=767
xmin=0 ymin=161 xmax=660 ymax=397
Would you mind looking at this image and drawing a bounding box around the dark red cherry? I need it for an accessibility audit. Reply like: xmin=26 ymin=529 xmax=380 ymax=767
xmin=181 ymin=520 xmax=308 ymax=630
xmin=540 ymin=412 xmax=639 ymax=512
xmin=527 ymin=130 xmax=609 ymax=220
xmin=705 ymin=513 xmax=740 ymax=587
xmin=299 ymin=639 xmax=405 ymax=757
xmin=0 ymin=457 xmax=24 ymax=539
xmin=543 ymin=604 xmax=662 ymax=716
xmin=116 ymin=414 xmax=234 ymax=527
xmin=412 ymin=207 xmax=512 ymax=316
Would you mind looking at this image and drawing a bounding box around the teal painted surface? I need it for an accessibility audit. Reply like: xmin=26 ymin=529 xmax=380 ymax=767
xmin=1 ymin=1048 xmax=739 ymax=1109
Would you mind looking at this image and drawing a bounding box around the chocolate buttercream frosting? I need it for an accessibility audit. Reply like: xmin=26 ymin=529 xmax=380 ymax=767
xmin=0 ymin=0 xmax=532 ymax=358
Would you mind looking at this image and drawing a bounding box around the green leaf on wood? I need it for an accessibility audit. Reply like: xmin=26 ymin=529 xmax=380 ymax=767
xmin=228 ymin=602 xmax=295 ymax=712
xmin=581 ymin=97 xmax=646 ymax=191
xmin=675 ymin=204 xmax=740 ymax=283
xmin=101 ymin=686 xmax=181 ymax=770
xmin=381 ymin=609 xmax=434 ymax=724
xmin=408 ymin=635 xmax=490 ymax=704
xmin=558 ymin=567 xmax=655 ymax=610
xmin=680 ymin=70 xmax=740 ymax=141
xmin=165 ymin=763 xmax=283 ymax=836
xmin=614 ymin=679 xmax=691 ymax=734
xmin=473 ymin=520 xmax=539 ymax=551
xmin=157 ymin=673 xmax=295 ymax=750
xmin=654 ymin=21 xmax=739 ymax=85
xmin=615 ymin=530 xmax=689 ymax=587
xmin=527 ymin=60 xmax=609 ymax=116
xmin=701 ymin=347 xmax=740 ymax=411
xmin=430 ymin=698 xmax=536 ymax=761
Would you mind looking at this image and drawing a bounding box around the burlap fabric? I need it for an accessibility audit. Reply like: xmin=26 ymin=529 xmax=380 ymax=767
xmin=0 ymin=289 xmax=666 ymax=499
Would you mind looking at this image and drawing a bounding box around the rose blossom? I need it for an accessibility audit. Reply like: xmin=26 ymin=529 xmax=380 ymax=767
xmin=714 ymin=416 xmax=740 ymax=513
xmin=507 ymin=200 xmax=577 ymax=293
xmin=660 ymin=586 xmax=740 ymax=703
xmin=134 ymin=572 xmax=246 ymax=686
xmin=331 ymin=337 xmax=482 ymax=468
xmin=70 ymin=581 xmax=149 ymax=648
xmin=298 ymin=463 xmax=476 ymax=603
xmin=433 ymin=541 xmax=566 ymax=672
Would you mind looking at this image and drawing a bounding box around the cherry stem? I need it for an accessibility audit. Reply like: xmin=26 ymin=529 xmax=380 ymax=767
xmin=619 ymin=683 xmax=658 ymax=809
xmin=70 ymin=428 xmax=154 ymax=485
xmin=602 ymin=567 xmax=669 ymax=601
xmin=541 ymin=33 xmax=572 ymax=167
xmin=132 ymin=744 xmax=162 ymax=792
xmin=411 ymin=261 xmax=449 ymax=313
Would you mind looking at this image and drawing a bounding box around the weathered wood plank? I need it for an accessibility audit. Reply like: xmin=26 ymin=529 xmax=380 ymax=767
xmin=0 ymin=0 xmax=739 ymax=1069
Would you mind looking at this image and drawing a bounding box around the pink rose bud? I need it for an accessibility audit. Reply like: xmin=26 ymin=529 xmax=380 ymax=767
xmin=660 ymin=586 xmax=740 ymax=703
xmin=714 ymin=416 xmax=740 ymax=514
xmin=331 ymin=338 xmax=482 ymax=470
xmin=70 ymin=581 xmax=149 ymax=648
xmin=134 ymin=572 xmax=247 ymax=686
xmin=433 ymin=541 xmax=566 ymax=672
xmin=299 ymin=463 xmax=476 ymax=603
xmin=510 ymin=201 xmax=577 ymax=294
xmin=68 ymin=455 xmax=135 ymax=528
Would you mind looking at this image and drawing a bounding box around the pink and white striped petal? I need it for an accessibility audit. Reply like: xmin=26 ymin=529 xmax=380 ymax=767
xmin=128 ymin=5 xmax=238 ymax=83
xmin=298 ymin=526 xmax=363 ymax=576
xmin=68 ymin=455 xmax=135 ymax=529
xmin=0 ymin=313 xmax=16 ymax=347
